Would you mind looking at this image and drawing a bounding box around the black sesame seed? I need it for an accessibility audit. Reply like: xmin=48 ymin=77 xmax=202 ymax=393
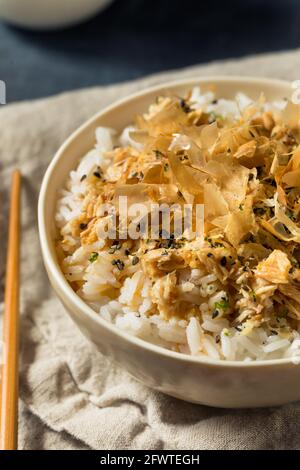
xmin=132 ymin=256 xmax=139 ymax=266
xmin=79 ymin=223 xmax=87 ymax=230
xmin=112 ymin=259 xmax=125 ymax=271
xmin=256 ymin=166 xmax=263 ymax=178
xmin=93 ymin=171 xmax=102 ymax=178
xmin=242 ymin=284 xmax=250 ymax=292
xmin=179 ymin=98 xmax=191 ymax=113
xmin=220 ymin=256 xmax=227 ymax=267
xmin=212 ymin=310 xmax=219 ymax=319
xmin=117 ymin=260 xmax=125 ymax=270
xmin=80 ymin=174 xmax=87 ymax=182
xmin=154 ymin=149 xmax=164 ymax=159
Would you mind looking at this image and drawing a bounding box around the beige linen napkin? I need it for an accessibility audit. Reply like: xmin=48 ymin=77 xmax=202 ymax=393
xmin=2 ymin=48 xmax=300 ymax=450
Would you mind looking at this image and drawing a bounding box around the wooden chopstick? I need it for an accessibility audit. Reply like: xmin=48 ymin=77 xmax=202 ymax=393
xmin=0 ymin=170 xmax=21 ymax=451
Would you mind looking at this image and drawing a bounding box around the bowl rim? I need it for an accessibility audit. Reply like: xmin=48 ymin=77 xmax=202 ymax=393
xmin=38 ymin=75 xmax=300 ymax=368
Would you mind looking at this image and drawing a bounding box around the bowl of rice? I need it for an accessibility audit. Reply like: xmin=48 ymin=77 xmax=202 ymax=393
xmin=38 ymin=76 xmax=300 ymax=407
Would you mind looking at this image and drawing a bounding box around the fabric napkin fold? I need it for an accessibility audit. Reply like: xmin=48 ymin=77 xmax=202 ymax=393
xmin=2 ymin=47 xmax=300 ymax=450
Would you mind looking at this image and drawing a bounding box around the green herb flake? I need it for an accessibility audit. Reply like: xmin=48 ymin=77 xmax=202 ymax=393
xmin=89 ymin=252 xmax=99 ymax=263
xmin=214 ymin=299 xmax=229 ymax=311
xmin=153 ymin=149 xmax=164 ymax=159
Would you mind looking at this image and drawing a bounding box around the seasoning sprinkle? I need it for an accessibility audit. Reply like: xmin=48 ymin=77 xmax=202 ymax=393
xmin=220 ymin=256 xmax=227 ymax=267
xmin=132 ymin=256 xmax=139 ymax=266
xmin=214 ymin=299 xmax=229 ymax=311
xmin=179 ymin=98 xmax=191 ymax=113
xmin=89 ymin=252 xmax=98 ymax=263
xmin=112 ymin=259 xmax=125 ymax=271
xmin=154 ymin=149 xmax=164 ymax=159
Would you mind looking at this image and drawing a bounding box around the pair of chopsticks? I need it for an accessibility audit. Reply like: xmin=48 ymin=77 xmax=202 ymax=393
xmin=0 ymin=170 xmax=21 ymax=450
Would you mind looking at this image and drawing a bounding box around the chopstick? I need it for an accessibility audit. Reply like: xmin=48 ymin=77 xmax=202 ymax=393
xmin=0 ymin=170 xmax=21 ymax=451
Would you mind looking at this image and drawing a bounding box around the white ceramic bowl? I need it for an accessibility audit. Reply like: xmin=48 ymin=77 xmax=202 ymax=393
xmin=38 ymin=76 xmax=300 ymax=408
xmin=0 ymin=0 xmax=113 ymax=30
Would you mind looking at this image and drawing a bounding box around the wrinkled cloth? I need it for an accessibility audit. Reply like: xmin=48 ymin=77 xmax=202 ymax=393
xmin=2 ymin=48 xmax=300 ymax=450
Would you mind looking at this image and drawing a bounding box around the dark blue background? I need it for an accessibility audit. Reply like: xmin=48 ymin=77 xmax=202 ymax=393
xmin=1 ymin=0 xmax=300 ymax=102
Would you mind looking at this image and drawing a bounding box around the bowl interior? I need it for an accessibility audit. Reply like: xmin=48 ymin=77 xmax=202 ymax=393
xmin=39 ymin=76 xmax=295 ymax=366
